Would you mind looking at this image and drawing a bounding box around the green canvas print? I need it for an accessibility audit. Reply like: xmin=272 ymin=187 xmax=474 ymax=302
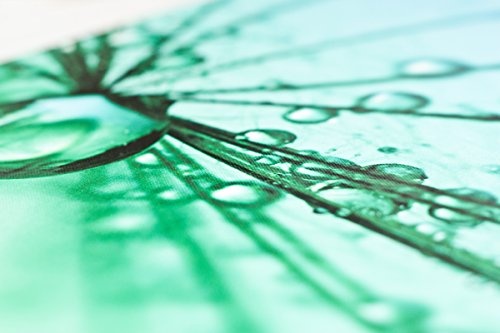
xmin=0 ymin=0 xmax=499 ymax=332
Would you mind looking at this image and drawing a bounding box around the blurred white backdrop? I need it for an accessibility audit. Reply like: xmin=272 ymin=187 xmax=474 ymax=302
xmin=0 ymin=0 xmax=200 ymax=62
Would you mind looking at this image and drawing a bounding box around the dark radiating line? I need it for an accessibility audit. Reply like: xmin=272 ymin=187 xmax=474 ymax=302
xmin=169 ymin=116 xmax=500 ymax=215
xmin=126 ymin=157 xmax=255 ymax=333
xmin=169 ymin=96 xmax=500 ymax=122
xmin=172 ymin=76 xmax=399 ymax=95
xmin=167 ymin=62 xmax=500 ymax=96
xmin=108 ymin=0 xmax=231 ymax=86
xmin=152 ymin=139 xmax=399 ymax=330
xmin=168 ymin=122 xmax=500 ymax=285
xmin=162 ymin=0 xmax=233 ymax=42
xmin=153 ymin=9 xmax=500 ymax=84
xmin=167 ymin=0 xmax=329 ymax=54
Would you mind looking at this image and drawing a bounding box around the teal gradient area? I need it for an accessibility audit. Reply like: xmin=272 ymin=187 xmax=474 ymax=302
xmin=0 ymin=0 xmax=500 ymax=332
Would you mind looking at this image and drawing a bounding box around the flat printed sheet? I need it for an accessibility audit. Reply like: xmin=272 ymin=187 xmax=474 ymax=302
xmin=0 ymin=1 xmax=499 ymax=332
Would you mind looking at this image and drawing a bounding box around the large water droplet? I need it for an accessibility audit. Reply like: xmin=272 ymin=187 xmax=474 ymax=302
xmin=210 ymin=181 xmax=281 ymax=207
xmin=428 ymin=188 xmax=497 ymax=226
xmin=356 ymin=92 xmax=429 ymax=112
xmin=364 ymin=164 xmax=427 ymax=183
xmin=397 ymin=58 xmax=469 ymax=78
xmin=0 ymin=120 xmax=94 ymax=162
xmin=235 ymin=129 xmax=297 ymax=146
xmin=0 ymin=94 xmax=170 ymax=178
xmin=283 ymin=107 xmax=336 ymax=124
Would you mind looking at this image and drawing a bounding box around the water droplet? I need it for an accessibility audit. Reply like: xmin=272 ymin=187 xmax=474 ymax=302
xmin=290 ymin=157 xmax=358 ymax=183
xmin=313 ymin=207 xmax=330 ymax=214
xmin=94 ymin=179 xmax=138 ymax=197
xmin=133 ymin=152 xmax=161 ymax=167
xmin=415 ymin=223 xmax=438 ymax=235
xmin=297 ymin=150 xmax=321 ymax=157
xmin=335 ymin=207 xmax=353 ymax=217
xmin=377 ymin=146 xmax=398 ymax=154
xmin=89 ymin=212 xmax=152 ymax=233
xmin=262 ymin=80 xmax=296 ymax=90
xmin=210 ymin=182 xmax=281 ymax=207
xmin=358 ymin=302 xmax=399 ymax=326
xmin=315 ymin=184 xmax=398 ymax=217
xmin=398 ymin=58 xmax=469 ymax=78
xmin=357 ymin=301 xmax=428 ymax=328
xmin=254 ymin=154 xmax=282 ymax=165
xmin=428 ymin=188 xmax=497 ymax=226
xmin=283 ymin=107 xmax=336 ymax=124
xmin=482 ymin=164 xmax=500 ymax=175
xmin=0 ymin=120 xmax=93 ymax=162
xmin=156 ymin=189 xmax=191 ymax=203
xmin=235 ymin=129 xmax=296 ymax=146
xmin=364 ymin=164 xmax=427 ymax=183
xmin=433 ymin=231 xmax=448 ymax=242
xmin=356 ymin=92 xmax=429 ymax=112
xmin=0 ymin=94 xmax=169 ymax=178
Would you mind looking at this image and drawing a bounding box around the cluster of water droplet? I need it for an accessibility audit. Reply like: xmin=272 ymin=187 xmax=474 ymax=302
xmin=428 ymin=188 xmax=498 ymax=227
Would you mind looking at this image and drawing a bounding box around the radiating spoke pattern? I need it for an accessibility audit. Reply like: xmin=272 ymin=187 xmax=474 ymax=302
xmin=0 ymin=1 xmax=500 ymax=332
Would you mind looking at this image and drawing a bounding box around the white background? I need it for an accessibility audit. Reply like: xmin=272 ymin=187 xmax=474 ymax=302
xmin=0 ymin=0 xmax=200 ymax=62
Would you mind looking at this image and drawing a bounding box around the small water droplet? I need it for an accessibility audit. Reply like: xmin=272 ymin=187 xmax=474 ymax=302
xmin=433 ymin=231 xmax=448 ymax=242
xmin=297 ymin=150 xmax=321 ymax=157
xmin=283 ymin=107 xmax=336 ymax=124
xmin=89 ymin=212 xmax=152 ymax=233
xmin=415 ymin=223 xmax=438 ymax=235
xmin=377 ymin=146 xmax=399 ymax=154
xmin=134 ymin=152 xmax=161 ymax=167
xmin=210 ymin=182 xmax=281 ymax=207
xmin=93 ymin=179 xmax=138 ymax=198
xmin=358 ymin=302 xmax=399 ymax=326
xmin=290 ymin=157 xmax=358 ymax=183
xmin=356 ymin=92 xmax=429 ymax=112
xmin=398 ymin=58 xmax=469 ymax=78
xmin=357 ymin=301 xmax=428 ymax=328
xmin=262 ymin=80 xmax=296 ymax=90
xmin=335 ymin=207 xmax=353 ymax=217
xmin=156 ymin=189 xmax=190 ymax=203
xmin=313 ymin=207 xmax=330 ymax=214
xmin=482 ymin=164 xmax=500 ymax=175
xmin=254 ymin=154 xmax=282 ymax=165
xmin=428 ymin=188 xmax=497 ymax=226
xmin=235 ymin=129 xmax=297 ymax=146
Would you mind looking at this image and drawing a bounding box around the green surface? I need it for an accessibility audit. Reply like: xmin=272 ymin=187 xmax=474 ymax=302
xmin=0 ymin=0 xmax=499 ymax=332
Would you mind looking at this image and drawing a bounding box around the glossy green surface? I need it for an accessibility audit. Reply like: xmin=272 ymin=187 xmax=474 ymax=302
xmin=0 ymin=1 xmax=499 ymax=332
